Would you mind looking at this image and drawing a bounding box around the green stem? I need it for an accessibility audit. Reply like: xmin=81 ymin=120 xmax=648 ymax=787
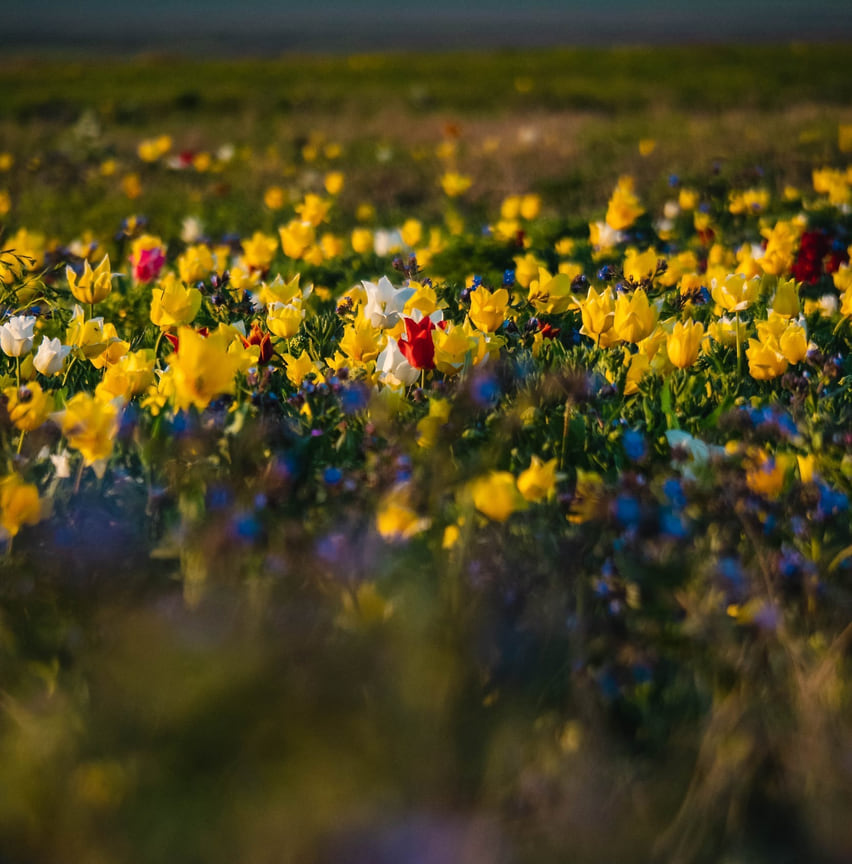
xmin=15 ymin=356 xmax=20 ymax=389
xmin=735 ymin=311 xmax=742 ymax=383
xmin=153 ymin=328 xmax=166 ymax=363
xmin=73 ymin=458 xmax=84 ymax=495
xmin=16 ymin=430 xmax=25 ymax=455
xmin=61 ymin=355 xmax=78 ymax=389
xmin=560 ymin=400 xmax=571 ymax=471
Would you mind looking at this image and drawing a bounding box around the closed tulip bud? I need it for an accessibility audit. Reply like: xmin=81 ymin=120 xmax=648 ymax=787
xmin=779 ymin=322 xmax=808 ymax=365
xmin=770 ymin=278 xmax=800 ymax=318
xmin=578 ymin=286 xmax=615 ymax=343
xmin=266 ymin=300 xmax=304 ymax=340
xmin=667 ymin=320 xmax=705 ymax=369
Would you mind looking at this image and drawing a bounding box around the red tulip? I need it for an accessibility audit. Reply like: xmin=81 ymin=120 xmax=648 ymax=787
xmin=398 ymin=316 xmax=436 ymax=370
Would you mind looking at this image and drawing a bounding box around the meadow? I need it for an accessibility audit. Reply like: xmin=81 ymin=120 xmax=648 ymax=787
xmin=1 ymin=45 xmax=852 ymax=863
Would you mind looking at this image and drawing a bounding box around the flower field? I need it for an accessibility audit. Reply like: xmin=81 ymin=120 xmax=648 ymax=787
xmin=2 ymin=46 xmax=852 ymax=863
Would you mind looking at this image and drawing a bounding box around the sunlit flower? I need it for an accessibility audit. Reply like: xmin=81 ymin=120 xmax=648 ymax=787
xmin=324 ymin=171 xmax=344 ymax=196
xmin=96 ymin=350 xmax=155 ymax=401
xmin=528 ymin=268 xmax=575 ymax=315
xmin=666 ymin=320 xmax=705 ymax=369
xmin=470 ymin=471 xmax=523 ymax=522
xmin=67 ymin=254 xmax=112 ymax=305
xmin=577 ymin=286 xmax=615 ymax=345
xmin=33 ymin=336 xmax=71 ymax=377
xmin=56 ymin=392 xmax=120 ymax=466
xmin=65 ymin=306 xmax=108 ymax=359
xmin=612 ymin=288 xmax=658 ymax=344
xmin=397 ymin=316 xmax=436 ymax=371
xmin=623 ymin=248 xmax=659 ymax=285
xmin=293 ymin=194 xmax=330 ymax=227
xmin=4 ymin=382 xmax=53 ymax=431
xmin=339 ymin=316 xmax=383 ymax=364
xmin=517 ymin=455 xmax=558 ymax=502
xmin=440 ymin=171 xmax=472 ymax=197
xmin=177 ymin=244 xmax=215 ymax=284
xmin=168 ymin=327 xmax=243 ymax=412
xmin=769 ymin=278 xmax=800 ymax=318
xmin=129 ymin=235 xmax=166 ymax=283
xmin=241 ymin=231 xmax=278 ymax=271
xmin=0 ymin=473 xmax=41 ymax=539
xmin=746 ymin=338 xmax=788 ymax=380
xmin=0 ymin=315 xmax=36 ymax=357
xmin=362 ymin=276 xmax=414 ymax=329
xmin=710 ymin=273 xmax=759 ymax=314
xmin=605 ymin=175 xmax=644 ymax=231
xmin=377 ymin=485 xmax=430 ymax=540
xmin=266 ymin=300 xmax=305 ymax=340
xmin=376 ymin=338 xmax=418 ymax=388
xmin=468 ymin=286 xmax=509 ymax=333
xmin=150 ymin=273 xmax=202 ymax=328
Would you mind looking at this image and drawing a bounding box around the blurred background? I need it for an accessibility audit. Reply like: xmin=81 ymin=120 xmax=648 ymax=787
xmin=6 ymin=0 xmax=852 ymax=54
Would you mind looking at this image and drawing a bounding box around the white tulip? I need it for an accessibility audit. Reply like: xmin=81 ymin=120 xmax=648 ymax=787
xmin=0 ymin=315 xmax=36 ymax=357
xmin=376 ymin=338 xmax=418 ymax=387
xmin=361 ymin=276 xmax=414 ymax=329
xmin=33 ymin=336 xmax=71 ymax=376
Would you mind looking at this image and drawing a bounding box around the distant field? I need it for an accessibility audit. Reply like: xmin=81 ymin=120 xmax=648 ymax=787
xmin=2 ymin=45 xmax=851 ymax=242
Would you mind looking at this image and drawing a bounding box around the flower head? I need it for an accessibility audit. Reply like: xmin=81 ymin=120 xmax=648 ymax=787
xmin=33 ymin=336 xmax=71 ymax=376
xmin=168 ymin=327 xmax=243 ymax=412
xmin=0 ymin=315 xmax=36 ymax=357
xmin=56 ymin=392 xmax=120 ymax=466
xmin=67 ymin=254 xmax=112 ymax=304
xmin=397 ymin=316 xmax=436 ymax=371
xmin=666 ymin=320 xmax=705 ymax=369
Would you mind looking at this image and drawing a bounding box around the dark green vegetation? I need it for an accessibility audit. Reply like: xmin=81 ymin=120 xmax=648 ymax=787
xmin=1 ymin=45 xmax=852 ymax=864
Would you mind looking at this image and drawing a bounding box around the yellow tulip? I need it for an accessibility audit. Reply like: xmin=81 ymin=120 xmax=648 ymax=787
xmin=623 ymin=248 xmax=659 ymax=286
xmin=666 ymin=320 xmax=705 ymax=369
xmin=66 ymin=305 xmax=108 ymax=360
xmin=4 ymin=382 xmax=53 ymax=431
xmin=612 ymin=288 xmax=658 ymax=344
xmin=517 ymin=456 xmax=558 ymax=503
xmin=351 ymin=228 xmax=374 ymax=255
xmin=177 ymin=244 xmax=215 ymax=284
xmin=278 ymin=220 xmax=315 ymax=260
xmin=470 ymin=471 xmax=523 ymax=522
xmin=605 ymin=175 xmax=644 ymax=231
xmin=96 ymin=350 xmax=155 ymax=401
xmin=469 ymin=287 xmax=509 ymax=333
xmin=0 ymin=473 xmax=41 ymax=538
xmin=769 ymin=277 xmax=800 ymax=318
xmin=711 ymin=273 xmax=758 ymax=314
xmin=528 ymin=268 xmax=575 ymax=315
xmin=746 ymin=338 xmax=788 ymax=380
xmin=67 ymin=254 xmax=112 ymax=305
xmin=57 ymin=392 xmax=120 ymax=465
xmin=578 ymin=286 xmax=615 ymax=344
xmin=169 ymin=327 xmax=242 ymax=412
xmin=150 ymin=273 xmax=202 ymax=328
